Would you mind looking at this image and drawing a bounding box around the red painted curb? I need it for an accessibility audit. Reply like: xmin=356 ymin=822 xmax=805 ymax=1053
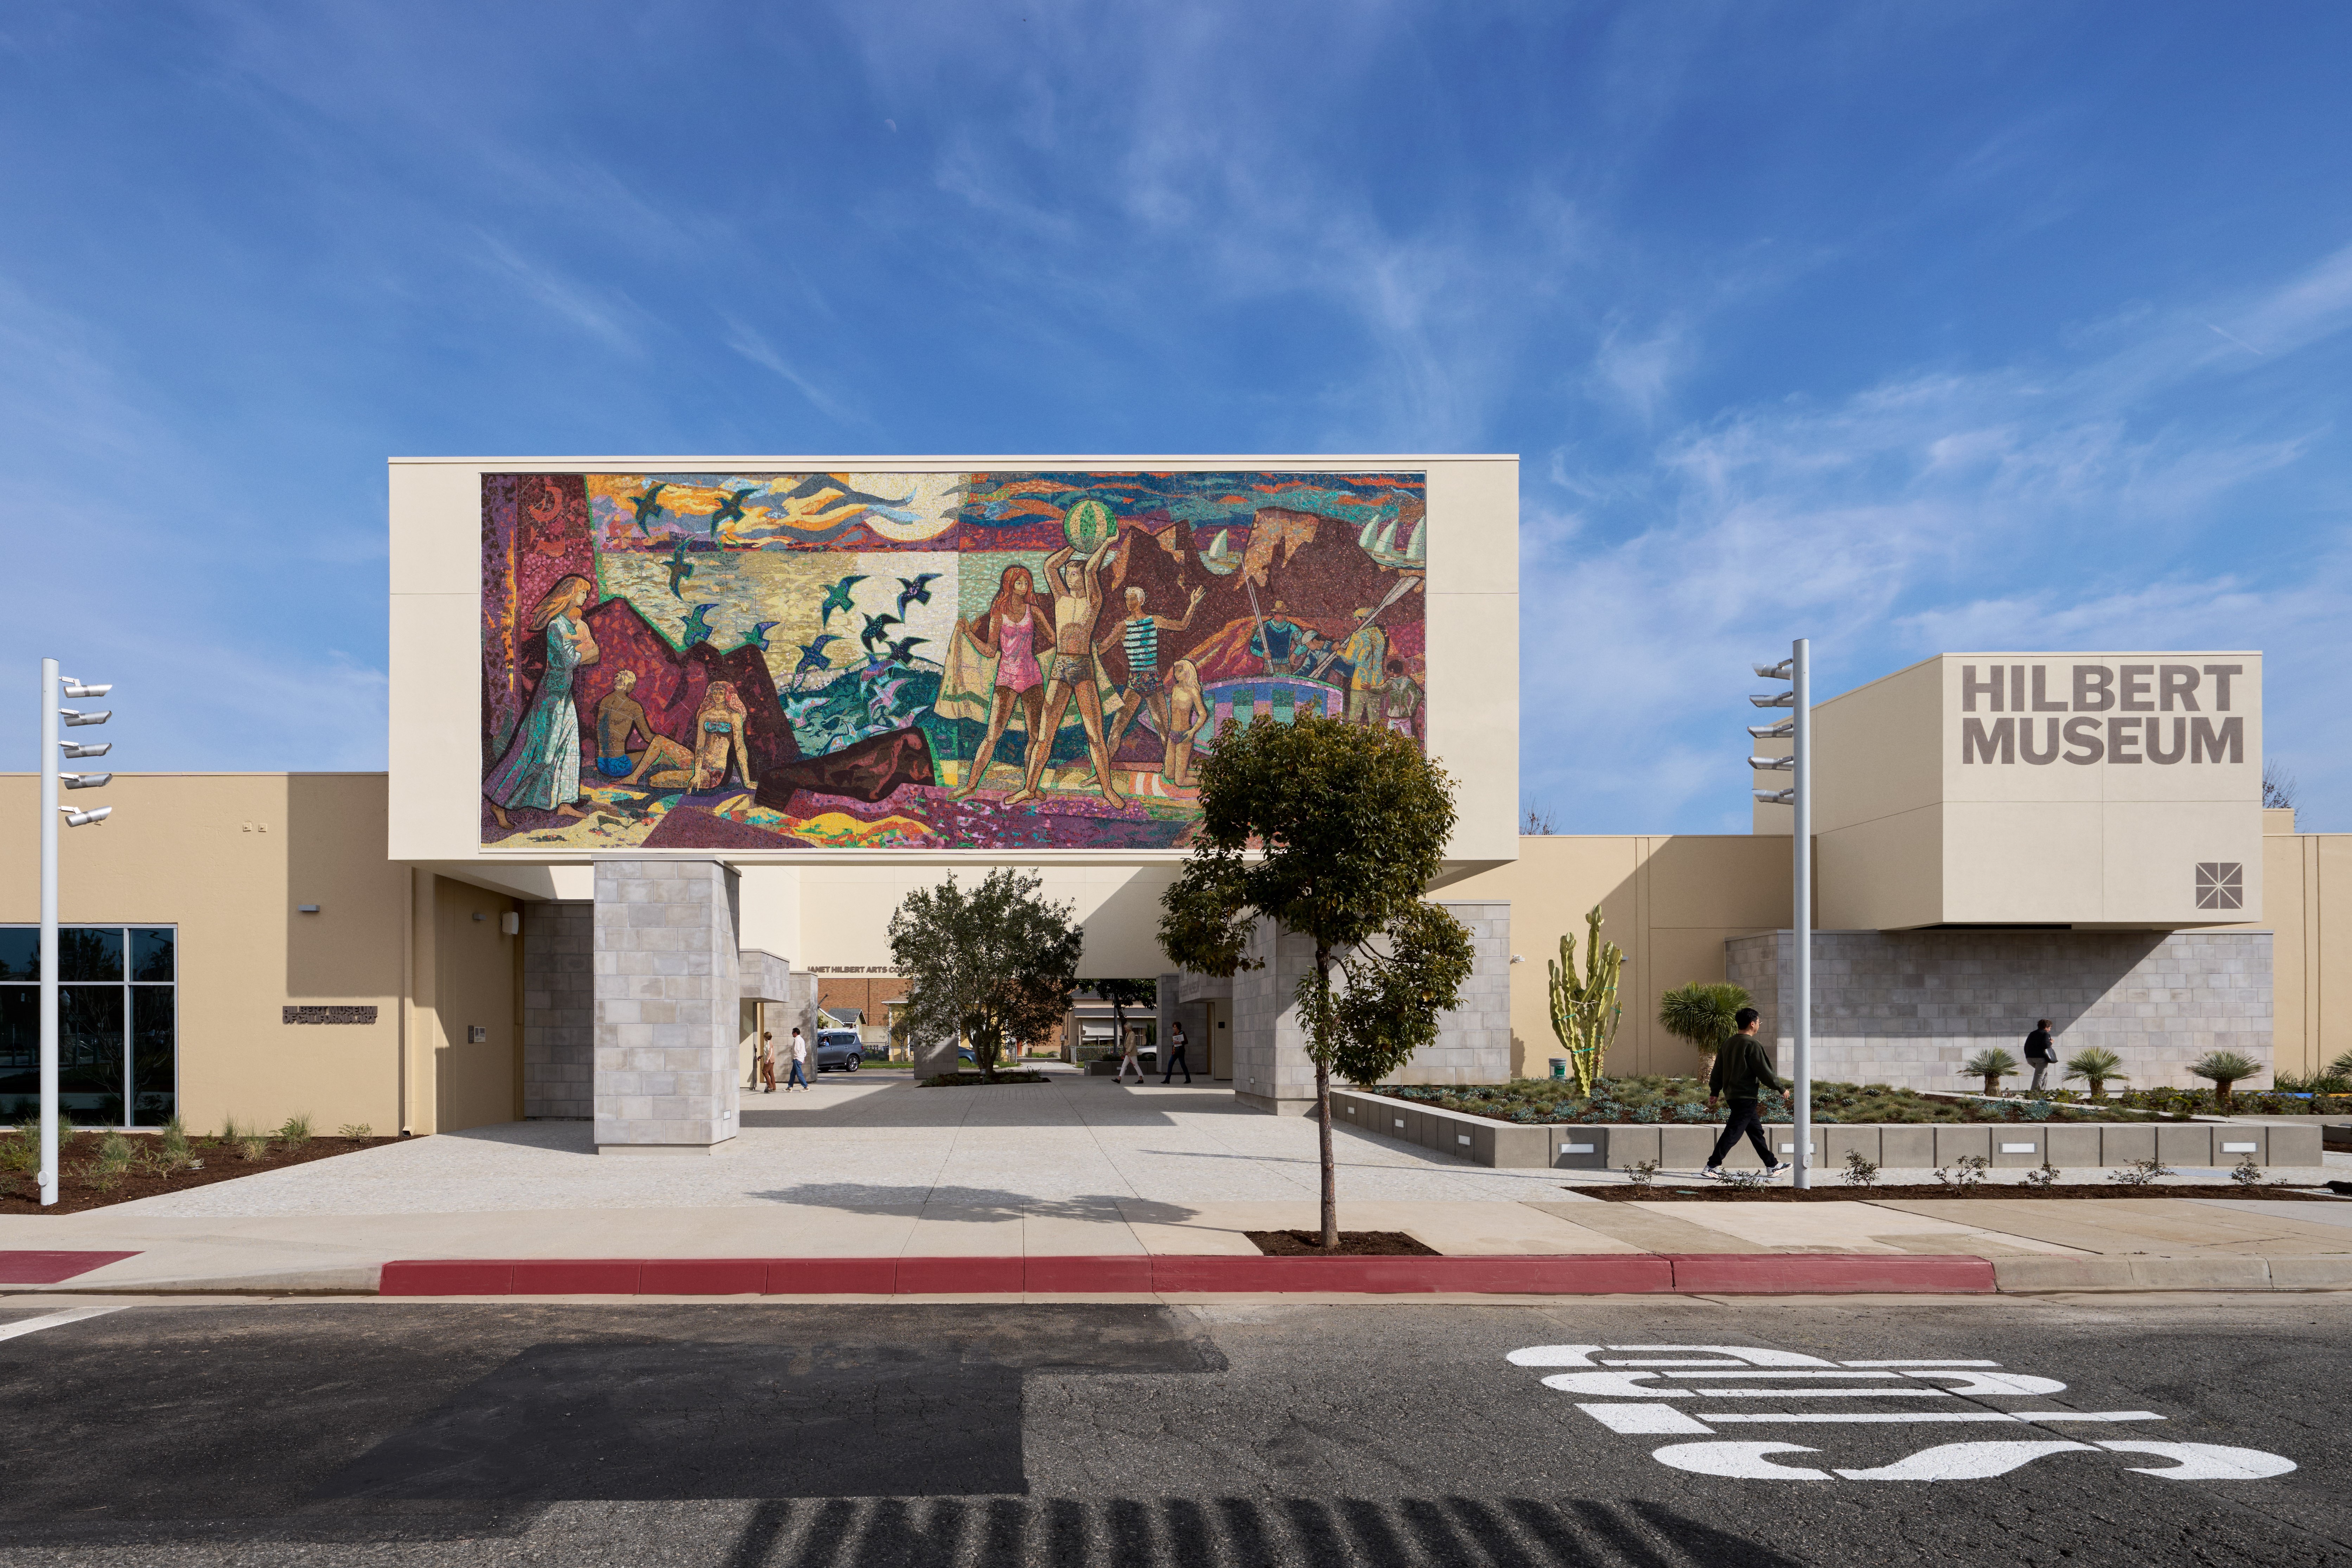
xmin=1664 ymin=1253 xmax=1998 ymax=1295
xmin=0 ymin=1250 xmax=141 ymax=1286
xmin=372 ymin=1252 xmax=1994 ymax=1298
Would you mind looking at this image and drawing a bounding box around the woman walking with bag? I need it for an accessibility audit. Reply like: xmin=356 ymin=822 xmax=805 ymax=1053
xmin=758 ymin=1031 xmax=778 ymax=1094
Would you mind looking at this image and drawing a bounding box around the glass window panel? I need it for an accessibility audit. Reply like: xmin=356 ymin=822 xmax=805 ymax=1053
xmin=132 ymin=985 xmax=176 ymax=1127
xmin=0 ymin=929 xmax=34 ymax=982
xmin=59 ymin=983 xmax=125 ymax=1126
xmin=0 ymin=986 xmax=33 ymax=1119
xmin=61 ymin=928 xmax=123 ymax=983
xmin=132 ymin=928 xmax=176 ymax=983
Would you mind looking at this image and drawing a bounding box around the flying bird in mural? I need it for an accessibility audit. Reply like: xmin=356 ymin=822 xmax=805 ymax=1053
xmin=627 ymin=481 xmax=669 ymax=534
xmin=710 ymin=485 xmax=759 ymax=533
xmin=779 ymin=474 xmax=918 ymax=512
xmin=664 ymin=537 xmax=695 ymax=598
xmin=743 ymin=620 xmax=779 ymax=652
xmin=790 ymin=633 xmax=842 ymax=688
xmin=894 ymin=572 xmax=943 ymax=617
xmin=859 ymin=611 xmax=904 ymax=655
xmin=820 ymin=574 xmax=868 ymax=626
xmin=884 ymin=634 xmax=930 ymax=665
xmin=680 ymin=603 xmax=720 ymax=648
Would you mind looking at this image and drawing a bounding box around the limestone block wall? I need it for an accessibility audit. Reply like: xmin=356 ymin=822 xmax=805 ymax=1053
xmin=592 ymin=858 xmax=742 ymax=1150
xmin=1726 ymin=928 xmax=2274 ymax=1092
xmin=1403 ymin=901 xmax=1512 ymax=1086
xmin=522 ymin=900 xmax=593 ymax=1119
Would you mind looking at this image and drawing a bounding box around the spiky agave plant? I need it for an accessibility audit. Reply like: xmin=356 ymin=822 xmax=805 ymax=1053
xmin=2062 ymin=1046 xmax=2127 ymax=1101
xmin=2189 ymin=1050 xmax=2263 ymax=1109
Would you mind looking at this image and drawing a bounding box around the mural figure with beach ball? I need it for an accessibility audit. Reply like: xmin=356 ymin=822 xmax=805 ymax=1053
xmin=1008 ymin=499 xmax=1127 ymax=809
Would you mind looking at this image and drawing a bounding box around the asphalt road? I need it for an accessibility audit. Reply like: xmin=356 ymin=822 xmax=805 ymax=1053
xmin=0 ymin=1295 xmax=2346 ymax=1566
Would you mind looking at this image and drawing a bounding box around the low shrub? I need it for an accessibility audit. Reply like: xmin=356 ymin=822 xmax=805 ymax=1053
xmin=1620 ymin=1158 xmax=1661 ymax=1192
xmin=2109 ymin=1156 xmax=2173 ymax=1187
xmin=278 ymin=1114 xmax=313 ymax=1147
xmin=1937 ymin=1154 xmax=1990 ymax=1190
xmin=237 ymin=1135 xmax=269 ymax=1162
xmin=337 ymin=1123 xmax=372 ymax=1139
xmin=2022 ymin=1161 xmax=2063 ymax=1188
xmin=1840 ymin=1149 xmax=1880 ymax=1187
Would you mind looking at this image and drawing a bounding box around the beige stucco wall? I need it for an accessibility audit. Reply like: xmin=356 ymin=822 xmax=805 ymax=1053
xmin=2243 ymin=810 xmax=2350 ymax=1078
xmin=1444 ymin=834 xmax=1796 ymax=1080
xmin=387 ymin=454 xmax=1521 ymax=877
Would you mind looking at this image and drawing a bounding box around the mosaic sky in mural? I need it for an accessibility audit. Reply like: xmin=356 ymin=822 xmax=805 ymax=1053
xmin=480 ymin=471 xmax=1427 ymax=850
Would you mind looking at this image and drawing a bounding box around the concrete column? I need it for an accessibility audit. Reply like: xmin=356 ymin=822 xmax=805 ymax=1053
xmin=593 ymin=858 xmax=742 ymax=1154
xmin=522 ymin=900 xmax=593 ymax=1118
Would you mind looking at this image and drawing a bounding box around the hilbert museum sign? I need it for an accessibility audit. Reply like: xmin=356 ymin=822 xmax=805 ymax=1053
xmin=1958 ymin=661 xmax=2246 ymax=767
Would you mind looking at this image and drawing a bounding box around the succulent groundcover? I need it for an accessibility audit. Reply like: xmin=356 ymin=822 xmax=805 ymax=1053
xmin=1363 ymin=1076 xmax=2180 ymax=1126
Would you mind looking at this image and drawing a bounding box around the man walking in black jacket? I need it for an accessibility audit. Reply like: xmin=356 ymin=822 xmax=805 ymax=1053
xmin=2023 ymin=1019 xmax=2057 ymax=1091
xmin=1706 ymin=1008 xmax=1790 ymax=1178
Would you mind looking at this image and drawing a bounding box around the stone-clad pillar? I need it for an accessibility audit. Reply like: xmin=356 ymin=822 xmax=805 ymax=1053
xmin=593 ymin=858 xmax=741 ymax=1154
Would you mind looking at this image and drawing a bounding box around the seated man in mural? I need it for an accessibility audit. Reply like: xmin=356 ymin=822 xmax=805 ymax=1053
xmin=598 ymin=670 xmax=696 ymax=787
xmin=1010 ymin=536 xmax=1123 ymax=809
xmin=1099 ymin=581 xmax=1206 ymax=760
xmin=690 ymin=681 xmax=757 ymax=793
xmin=1381 ymin=657 xmax=1423 ymax=739
xmin=1339 ymin=611 xmax=1389 ymax=725
xmin=1285 ymin=627 xmax=1333 ymax=680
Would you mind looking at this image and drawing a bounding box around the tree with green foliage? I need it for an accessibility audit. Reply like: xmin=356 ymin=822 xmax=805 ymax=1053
xmin=1960 ymin=1047 xmax=2020 ymax=1095
xmin=1088 ymin=978 xmax=1161 ymax=1062
xmin=2062 ymin=1046 xmax=2128 ymax=1100
xmin=1158 ymin=713 xmax=1474 ymax=1250
xmin=1548 ymin=906 xmax=1623 ymax=1096
xmin=1657 ymin=982 xmax=1751 ymax=1066
xmin=2189 ymin=1049 xmax=2262 ymax=1109
xmin=888 ymin=869 xmax=1083 ymax=1081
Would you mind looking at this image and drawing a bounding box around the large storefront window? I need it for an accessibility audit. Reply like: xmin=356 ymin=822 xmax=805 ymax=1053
xmin=0 ymin=926 xmax=177 ymax=1127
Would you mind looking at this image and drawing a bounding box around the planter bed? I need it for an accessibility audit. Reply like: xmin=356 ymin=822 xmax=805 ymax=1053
xmin=1575 ymin=1181 xmax=2346 ymax=1203
xmin=1371 ymin=1075 xmax=2164 ymax=1127
xmin=1331 ymin=1087 xmax=2324 ymax=1172
xmin=1246 ymin=1230 xmax=1439 ymax=1257
xmin=0 ymin=1131 xmax=399 ymax=1216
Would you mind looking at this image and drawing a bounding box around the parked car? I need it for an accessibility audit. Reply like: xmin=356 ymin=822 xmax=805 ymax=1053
xmin=814 ymin=1029 xmax=865 ymax=1072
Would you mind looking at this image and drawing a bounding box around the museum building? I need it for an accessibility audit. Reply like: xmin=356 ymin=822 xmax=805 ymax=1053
xmin=0 ymin=454 xmax=2343 ymax=1143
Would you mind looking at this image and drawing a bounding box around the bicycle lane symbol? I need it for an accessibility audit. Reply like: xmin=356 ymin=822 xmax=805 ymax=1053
xmin=1507 ymin=1343 xmax=2296 ymax=1482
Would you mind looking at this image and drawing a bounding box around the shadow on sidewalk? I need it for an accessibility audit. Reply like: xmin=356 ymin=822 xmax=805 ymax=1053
xmin=747 ymin=1182 xmax=1200 ymax=1226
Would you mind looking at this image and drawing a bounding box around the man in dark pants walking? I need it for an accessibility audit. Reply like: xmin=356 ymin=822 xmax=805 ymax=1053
xmin=1161 ymin=1020 xmax=1192 ymax=1084
xmin=1705 ymin=1007 xmax=1789 ymax=1178
xmin=2023 ymin=1019 xmax=2057 ymax=1091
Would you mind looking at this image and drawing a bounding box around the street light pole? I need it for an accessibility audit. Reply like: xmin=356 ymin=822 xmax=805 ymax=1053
xmin=38 ymin=658 xmax=58 ymax=1208
xmin=1790 ymin=638 xmax=1812 ymax=1191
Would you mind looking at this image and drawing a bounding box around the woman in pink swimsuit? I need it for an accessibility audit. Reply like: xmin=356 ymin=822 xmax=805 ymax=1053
xmin=951 ymin=565 xmax=1053 ymax=797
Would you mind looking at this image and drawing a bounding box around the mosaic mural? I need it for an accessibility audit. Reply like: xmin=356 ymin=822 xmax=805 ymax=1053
xmin=479 ymin=471 xmax=1427 ymax=850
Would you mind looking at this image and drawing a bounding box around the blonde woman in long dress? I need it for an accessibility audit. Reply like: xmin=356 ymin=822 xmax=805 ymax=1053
xmin=485 ymin=575 xmax=600 ymax=829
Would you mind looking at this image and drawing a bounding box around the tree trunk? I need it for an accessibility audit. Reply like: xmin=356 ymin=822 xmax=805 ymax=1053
xmin=1316 ymin=946 xmax=1337 ymax=1251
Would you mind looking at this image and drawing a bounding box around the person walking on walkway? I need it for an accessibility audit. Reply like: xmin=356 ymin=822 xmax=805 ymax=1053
xmin=2023 ymin=1019 xmax=2057 ymax=1091
xmin=786 ymin=1027 xmax=811 ymax=1092
xmin=758 ymin=1031 xmax=778 ymax=1094
xmin=1705 ymin=1008 xmax=1789 ymax=1178
xmin=1115 ymin=1026 xmax=1145 ymax=1084
xmin=1161 ymin=1020 xmax=1192 ymax=1084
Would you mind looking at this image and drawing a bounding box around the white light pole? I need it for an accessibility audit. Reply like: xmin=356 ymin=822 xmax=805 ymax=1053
xmin=1750 ymin=639 xmax=1812 ymax=1188
xmin=39 ymin=659 xmax=114 ymax=1207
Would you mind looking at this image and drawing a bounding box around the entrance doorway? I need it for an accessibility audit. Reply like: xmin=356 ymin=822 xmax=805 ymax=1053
xmin=1208 ymin=1000 xmax=1232 ymax=1081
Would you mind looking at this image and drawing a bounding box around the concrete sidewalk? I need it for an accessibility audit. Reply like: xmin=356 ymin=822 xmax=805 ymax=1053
xmin=4 ymin=1073 xmax=2350 ymax=1295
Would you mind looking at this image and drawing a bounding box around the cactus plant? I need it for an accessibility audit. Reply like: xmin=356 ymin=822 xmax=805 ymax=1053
xmin=1548 ymin=905 xmax=1624 ymax=1098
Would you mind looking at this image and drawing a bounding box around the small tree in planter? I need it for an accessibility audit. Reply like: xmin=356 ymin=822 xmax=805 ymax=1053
xmin=1548 ymin=907 xmax=1624 ymax=1097
xmin=2189 ymin=1050 xmax=2262 ymax=1110
xmin=1089 ymin=978 xmax=1160 ymax=1064
xmin=2063 ymin=1046 xmax=2128 ymax=1101
xmin=1159 ymin=713 xmax=1473 ymax=1251
xmin=1657 ymin=982 xmax=1749 ymax=1070
xmin=1960 ymin=1047 xmax=2020 ymax=1095
xmin=889 ymin=869 xmax=1083 ymax=1082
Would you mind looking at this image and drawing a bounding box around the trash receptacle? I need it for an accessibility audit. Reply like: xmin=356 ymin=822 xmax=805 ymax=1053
xmin=1549 ymin=1058 xmax=1567 ymax=1081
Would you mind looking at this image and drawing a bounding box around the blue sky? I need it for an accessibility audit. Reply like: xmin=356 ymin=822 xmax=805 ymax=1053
xmin=3 ymin=1 xmax=2346 ymax=830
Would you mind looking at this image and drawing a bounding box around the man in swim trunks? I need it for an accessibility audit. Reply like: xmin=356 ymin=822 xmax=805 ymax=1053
xmin=1098 ymin=581 xmax=1206 ymax=761
xmin=1012 ymin=535 xmax=1123 ymax=807
xmin=597 ymin=670 xmax=696 ymax=786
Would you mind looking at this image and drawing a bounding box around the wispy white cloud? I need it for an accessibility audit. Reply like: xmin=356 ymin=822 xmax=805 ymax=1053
xmin=720 ymin=316 xmax=865 ymax=426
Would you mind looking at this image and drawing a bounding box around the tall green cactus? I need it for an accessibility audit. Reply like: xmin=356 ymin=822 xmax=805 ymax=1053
xmin=1548 ymin=904 xmax=1624 ymax=1097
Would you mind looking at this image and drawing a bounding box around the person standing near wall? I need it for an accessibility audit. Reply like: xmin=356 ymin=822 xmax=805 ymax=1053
xmin=2023 ymin=1019 xmax=2057 ymax=1091
xmin=758 ymin=1031 xmax=777 ymax=1094
xmin=1161 ymin=1020 xmax=1192 ymax=1084
xmin=1704 ymin=1008 xmax=1789 ymax=1178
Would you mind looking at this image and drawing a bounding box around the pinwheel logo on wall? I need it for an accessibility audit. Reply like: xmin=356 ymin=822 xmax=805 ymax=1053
xmin=1508 ymin=1344 xmax=2295 ymax=1482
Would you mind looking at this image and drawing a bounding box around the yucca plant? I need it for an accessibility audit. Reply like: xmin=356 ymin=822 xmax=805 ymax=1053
xmin=1959 ymin=1047 xmax=2020 ymax=1095
xmin=2063 ymin=1046 xmax=2128 ymax=1101
xmin=2329 ymin=1049 xmax=2352 ymax=1080
xmin=1658 ymin=982 xmax=1750 ymax=1064
xmin=2189 ymin=1050 xmax=2262 ymax=1109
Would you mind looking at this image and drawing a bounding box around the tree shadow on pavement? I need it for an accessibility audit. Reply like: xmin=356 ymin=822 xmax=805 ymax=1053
xmin=746 ymin=1182 xmax=1200 ymax=1227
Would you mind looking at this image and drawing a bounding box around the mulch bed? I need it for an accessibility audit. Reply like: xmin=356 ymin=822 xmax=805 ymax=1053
xmin=920 ymin=1071 xmax=1051 ymax=1087
xmin=1246 ymin=1230 xmax=1441 ymax=1257
xmin=1576 ymin=1181 xmax=2346 ymax=1203
xmin=0 ymin=1134 xmax=400 ymax=1216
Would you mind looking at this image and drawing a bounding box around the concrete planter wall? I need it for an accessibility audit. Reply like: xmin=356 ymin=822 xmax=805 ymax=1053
xmin=1330 ymin=1088 xmax=2322 ymax=1171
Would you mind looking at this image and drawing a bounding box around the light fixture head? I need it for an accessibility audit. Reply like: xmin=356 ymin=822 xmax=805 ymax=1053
xmin=1748 ymin=755 xmax=1795 ymax=771
xmin=60 ymin=805 xmax=112 ymax=827
xmin=60 ymin=772 xmax=111 ymax=789
xmin=1752 ymin=660 xmax=1792 ymax=680
xmin=1748 ymin=720 xmax=1795 ymax=739
xmin=59 ymin=708 xmax=111 ymax=727
xmin=61 ymin=680 xmax=112 ymax=699
xmin=1748 ymin=692 xmax=1796 ymax=708
xmin=298 ymin=905 xmax=320 ymax=914
xmin=59 ymin=740 xmax=111 ymax=758
xmin=1753 ymin=788 xmax=1795 ymax=805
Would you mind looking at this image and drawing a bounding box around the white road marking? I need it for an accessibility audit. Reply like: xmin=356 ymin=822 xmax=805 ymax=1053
xmin=2099 ymin=1441 xmax=2297 ymax=1480
xmin=1708 ymin=1412 xmax=2028 ymax=1425
xmin=2020 ymin=1412 xmax=2163 ymax=1423
xmin=1840 ymin=1359 xmax=2000 ymax=1368
xmin=1651 ymin=1442 xmax=1831 ymax=1480
xmin=1657 ymin=1370 xmax=1903 ymax=1380
xmin=0 ymin=1307 xmax=125 ymax=1343
xmin=1577 ymin=1403 xmax=1713 ymax=1435
xmin=1902 ymin=1370 xmax=2067 ymax=1396
xmin=1689 ymin=1387 xmax=1955 ymax=1398
xmin=1833 ymin=1441 xmax=2092 ymax=1481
